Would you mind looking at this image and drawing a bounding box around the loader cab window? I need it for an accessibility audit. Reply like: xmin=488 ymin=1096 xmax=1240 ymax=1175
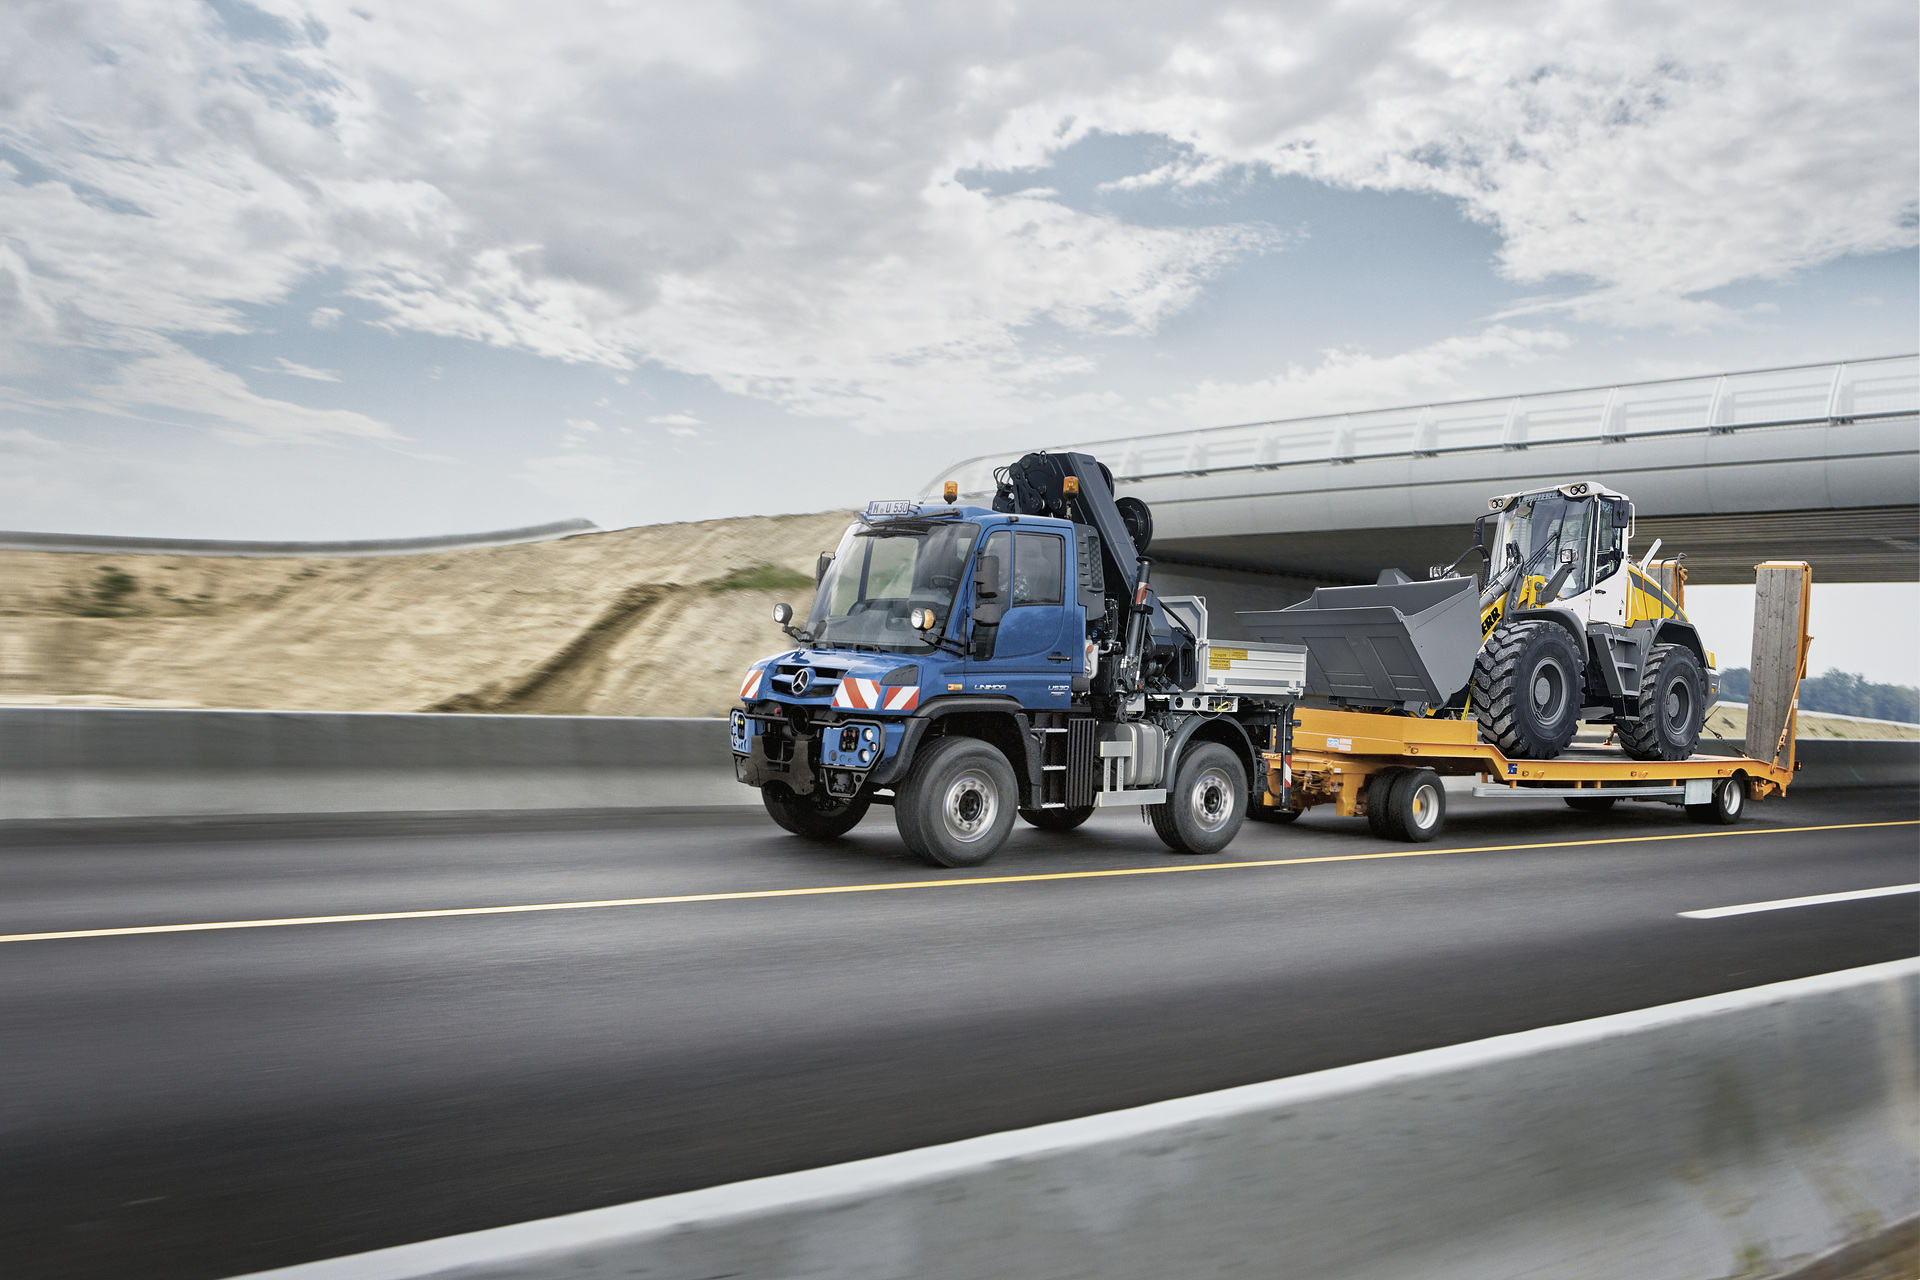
xmin=1595 ymin=499 xmax=1628 ymax=582
xmin=1497 ymin=494 xmax=1596 ymax=602
xmin=806 ymin=519 xmax=978 ymax=654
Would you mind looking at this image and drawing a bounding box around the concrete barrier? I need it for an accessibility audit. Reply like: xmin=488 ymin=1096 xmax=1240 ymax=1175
xmin=0 ymin=708 xmax=752 ymax=821
xmin=0 ymin=709 xmax=1908 ymax=824
xmin=237 ymin=959 xmax=1919 ymax=1280
xmin=1697 ymin=737 xmax=1920 ymax=790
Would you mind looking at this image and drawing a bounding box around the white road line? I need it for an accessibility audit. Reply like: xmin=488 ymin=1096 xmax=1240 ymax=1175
xmin=1679 ymin=884 xmax=1919 ymax=919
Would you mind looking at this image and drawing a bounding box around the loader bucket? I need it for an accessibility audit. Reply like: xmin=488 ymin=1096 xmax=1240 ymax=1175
xmin=1236 ymin=570 xmax=1481 ymax=710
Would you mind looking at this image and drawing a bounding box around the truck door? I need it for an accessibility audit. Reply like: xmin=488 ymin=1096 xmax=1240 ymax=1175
xmin=968 ymin=528 xmax=1076 ymax=707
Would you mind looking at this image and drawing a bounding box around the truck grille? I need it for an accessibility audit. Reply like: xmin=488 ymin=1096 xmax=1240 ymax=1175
xmin=771 ymin=664 xmax=846 ymax=697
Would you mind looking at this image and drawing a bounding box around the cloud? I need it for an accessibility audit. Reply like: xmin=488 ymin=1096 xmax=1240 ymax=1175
xmin=0 ymin=0 xmax=1910 ymax=443
xmin=1155 ymin=324 xmax=1574 ymax=425
xmin=259 ymin=356 xmax=341 ymax=381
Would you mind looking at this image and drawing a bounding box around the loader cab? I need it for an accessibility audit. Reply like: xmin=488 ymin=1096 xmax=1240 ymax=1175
xmin=1487 ymin=482 xmax=1631 ymax=626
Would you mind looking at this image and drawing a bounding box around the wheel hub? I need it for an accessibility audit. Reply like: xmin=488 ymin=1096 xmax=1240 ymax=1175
xmin=942 ymin=772 xmax=998 ymax=842
xmin=1190 ymin=768 xmax=1234 ymax=833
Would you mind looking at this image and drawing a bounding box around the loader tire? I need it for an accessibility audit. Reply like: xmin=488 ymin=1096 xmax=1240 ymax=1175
xmin=1019 ymin=805 xmax=1094 ymax=831
xmin=1149 ymin=742 xmax=1246 ymax=855
xmin=1471 ymin=620 xmax=1583 ymax=760
xmin=761 ymin=786 xmax=870 ymax=840
xmin=896 ymin=736 xmax=1018 ymax=867
xmin=1618 ymin=643 xmax=1705 ymax=761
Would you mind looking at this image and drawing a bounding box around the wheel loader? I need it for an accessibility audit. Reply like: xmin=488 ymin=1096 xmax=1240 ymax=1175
xmin=1238 ymin=480 xmax=1716 ymax=761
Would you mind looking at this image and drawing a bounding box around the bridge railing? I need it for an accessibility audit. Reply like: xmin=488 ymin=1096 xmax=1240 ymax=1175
xmin=925 ymin=355 xmax=1920 ymax=498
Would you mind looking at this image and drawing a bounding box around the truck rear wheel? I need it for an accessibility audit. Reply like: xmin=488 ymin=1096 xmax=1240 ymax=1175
xmin=1019 ymin=806 xmax=1094 ymax=831
xmin=761 ymin=786 xmax=870 ymax=840
xmin=1564 ymin=795 xmax=1617 ymax=813
xmin=896 ymin=736 xmax=1019 ymax=867
xmin=1618 ymin=643 xmax=1705 ymax=762
xmin=1471 ymin=620 xmax=1583 ymax=760
xmin=1149 ymin=742 xmax=1246 ymax=855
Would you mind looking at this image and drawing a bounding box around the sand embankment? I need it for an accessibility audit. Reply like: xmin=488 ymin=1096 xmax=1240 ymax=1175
xmin=0 ymin=512 xmax=853 ymax=718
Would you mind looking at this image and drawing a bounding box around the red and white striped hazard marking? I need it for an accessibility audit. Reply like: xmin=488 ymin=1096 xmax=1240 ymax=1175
xmin=833 ymin=680 xmax=920 ymax=711
xmin=739 ymin=668 xmax=763 ymax=700
xmin=833 ymin=677 xmax=880 ymax=709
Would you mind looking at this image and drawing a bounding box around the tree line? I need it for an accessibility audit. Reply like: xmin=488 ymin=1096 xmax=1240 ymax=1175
xmin=1717 ymin=668 xmax=1919 ymax=724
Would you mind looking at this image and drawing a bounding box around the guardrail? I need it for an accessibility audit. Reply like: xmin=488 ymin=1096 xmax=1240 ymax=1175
xmin=0 ymin=709 xmax=1907 ymax=824
xmin=241 ymin=959 xmax=1920 ymax=1280
xmin=0 ymin=519 xmax=597 ymax=559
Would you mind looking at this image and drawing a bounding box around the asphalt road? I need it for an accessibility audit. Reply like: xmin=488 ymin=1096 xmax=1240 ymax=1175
xmin=2 ymin=789 xmax=1915 ymax=1280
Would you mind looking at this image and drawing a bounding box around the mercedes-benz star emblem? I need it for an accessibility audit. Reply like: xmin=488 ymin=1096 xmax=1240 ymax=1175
xmin=789 ymin=668 xmax=812 ymax=695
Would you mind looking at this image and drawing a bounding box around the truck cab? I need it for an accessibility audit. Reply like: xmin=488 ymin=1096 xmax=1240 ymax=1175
xmin=731 ymin=458 xmax=1306 ymax=868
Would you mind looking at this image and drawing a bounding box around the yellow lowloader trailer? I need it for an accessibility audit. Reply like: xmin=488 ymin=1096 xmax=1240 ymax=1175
xmin=1254 ymin=562 xmax=1813 ymax=843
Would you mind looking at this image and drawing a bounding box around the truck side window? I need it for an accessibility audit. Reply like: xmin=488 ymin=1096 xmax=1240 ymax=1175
xmin=1012 ymin=532 xmax=1064 ymax=605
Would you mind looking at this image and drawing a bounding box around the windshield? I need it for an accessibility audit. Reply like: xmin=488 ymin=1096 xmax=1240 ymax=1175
xmin=805 ymin=519 xmax=978 ymax=654
xmin=1496 ymin=494 xmax=1594 ymax=600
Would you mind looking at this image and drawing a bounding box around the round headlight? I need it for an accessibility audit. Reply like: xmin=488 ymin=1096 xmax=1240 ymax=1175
xmin=859 ymin=748 xmax=873 ymax=764
xmin=864 ymin=727 xmax=877 ymax=742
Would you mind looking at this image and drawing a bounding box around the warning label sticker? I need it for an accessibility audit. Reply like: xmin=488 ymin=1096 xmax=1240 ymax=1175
xmin=1208 ymin=648 xmax=1249 ymax=670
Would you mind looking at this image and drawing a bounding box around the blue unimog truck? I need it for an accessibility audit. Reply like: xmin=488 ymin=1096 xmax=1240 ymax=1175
xmin=730 ymin=452 xmax=1307 ymax=867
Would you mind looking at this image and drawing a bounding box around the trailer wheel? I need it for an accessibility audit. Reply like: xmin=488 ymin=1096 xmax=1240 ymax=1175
xmin=1149 ymin=742 xmax=1246 ymax=855
xmin=1364 ymin=770 xmax=1401 ymax=839
xmin=896 ymin=736 xmax=1019 ymax=867
xmin=1618 ymin=644 xmax=1705 ymax=762
xmin=1471 ymin=620 xmax=1583 ymax=759
xmin=1019 ymin=806 xmax=1094 ymax=831
xmin=1387 ymin=769 xmax=1446 ymax=843
xmin=1564 ymin=795 xmax=1617 ymax=813
xmin=1687 ymin=774 xmax=1745 ymax=825
xmin=761 ymin=786 xmax=871 ymax=840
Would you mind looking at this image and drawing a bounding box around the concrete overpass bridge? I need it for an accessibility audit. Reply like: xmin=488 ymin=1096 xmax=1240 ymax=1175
xmin=924 ymin=355 xmax=1918 ymax=636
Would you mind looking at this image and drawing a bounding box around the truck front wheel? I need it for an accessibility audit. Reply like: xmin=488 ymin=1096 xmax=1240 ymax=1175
xmin=762 ymin=786 xmax=870 ymax=840
xmin=897 ymin=736 xmax=1019 ymax=867
xmin=1150 ymin=742 xmax=1247 ymax=855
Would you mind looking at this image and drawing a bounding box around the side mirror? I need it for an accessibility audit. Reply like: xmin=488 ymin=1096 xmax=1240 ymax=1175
xmin=772 ymin=603 xmax=793 ymax=625
xmin=1472 ymin=514 xmax=1491 ymax=551
xmin=1612 ymin=501 xmax=1632 ymax=529
xmin=815 ymin=553 xmax=832 ymax=585
xmin=973 ymin=554 xmax=1004 ymax=626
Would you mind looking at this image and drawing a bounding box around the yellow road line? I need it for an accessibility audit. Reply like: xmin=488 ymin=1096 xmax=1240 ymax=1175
xmin=3 ymin=820 xmax=1912 ymax=945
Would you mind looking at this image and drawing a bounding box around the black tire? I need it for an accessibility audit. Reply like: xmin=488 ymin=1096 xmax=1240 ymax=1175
xmin=1688 ymin=774 xmax=1745 ymax=825
xmin=1149 ymin=742 xmax=1246 ymax=855
xmin=1387 ymin=769 xmax=1445 ymax=842
xmin=1619 ymin=644 xmax=1705 ymax=762
xmin=1019 ymin=806 xmax=1094 ymax=831
xmin=1564 ymin=795 xmax=1617 ymax=813
xmin=1471 ymin=620 xmax=1584 ymax=760
xmin=1364 ymin=770 xmax=1400 ymax=839
xmin=895 ymin=736 xmax=1019 ymax=867
xmin=761 ymin=786 xmax=871 ymax=840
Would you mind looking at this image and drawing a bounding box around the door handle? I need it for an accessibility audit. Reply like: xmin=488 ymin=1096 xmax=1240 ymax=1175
xmin=1047 ymin=654 xmax=1071 ymax=662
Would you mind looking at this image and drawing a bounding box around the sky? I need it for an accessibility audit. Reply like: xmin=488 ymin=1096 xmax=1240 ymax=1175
xmin=1 ymin=0 xmax=1917 ymax=678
